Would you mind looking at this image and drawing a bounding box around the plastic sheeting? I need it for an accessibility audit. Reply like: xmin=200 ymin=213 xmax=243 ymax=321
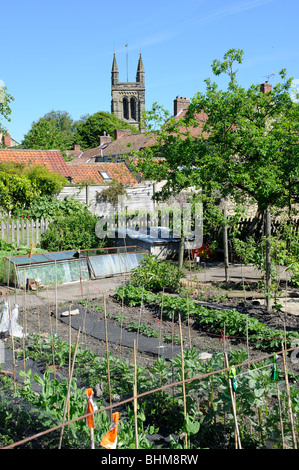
xmin=0 ymin=301 xmax=24 ymax=338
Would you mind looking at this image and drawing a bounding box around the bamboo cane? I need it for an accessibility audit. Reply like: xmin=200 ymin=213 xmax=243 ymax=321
xmin=22 ymin=270 xmax=26 ymax=373
xmin=281 ymin=341 xmax=297 ymax=449
xmin=58 ymin=327 xmax=81 ymax=449
xmin=276 ymin=382 xmax=285 ymax=449
xmin=119 ymin=285 xmax=124 ymax=358
xmin=68 ymin=306 xmax=72 ymax=380
xmin=36 ymin=284 xmax=42 ymax=355
xmin=224 ymin=352 xmax=242 ymax=449
xmin=55 ymin=260 xmax=58 ymax=335
xmin=171 ymin=311 xmax=175 ymax=405
xmin=46 ymin=287 xmax=56 ymax=379
xmin=246 ymin=315 xmax=250 ymax=370
xmin=158 ymin=288 xmax=164 ymax=358
xmin=104 ymin=295 xmax=112 ymax=422
xmin=179 ymin=314 xmax=188 ymax=449
xmin=90 ymin=427 xmax=95 ymax=450
xmin=136 ymin=286 xmax=144 ymax=351
xmin=187 ymin=293 xmax=191 ymax=350
xmin=133 ymin=340 xmax=139 ymax=449
xmin=68 ymin=306 xmax=72 ymax=422
xmin=7 ymin=298 xmax=16 ymax=393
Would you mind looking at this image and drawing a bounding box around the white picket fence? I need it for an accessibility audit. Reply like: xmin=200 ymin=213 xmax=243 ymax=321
xmin=0 ymin=218 xmax=50 ymax=247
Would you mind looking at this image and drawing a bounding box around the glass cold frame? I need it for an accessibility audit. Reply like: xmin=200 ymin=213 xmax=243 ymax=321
xmin=6 ymin=247 xmax=147 ymax=287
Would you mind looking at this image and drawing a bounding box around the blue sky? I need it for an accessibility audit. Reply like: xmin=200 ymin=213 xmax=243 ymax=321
xmin=1 ymin=0 xmax=299 ymax=143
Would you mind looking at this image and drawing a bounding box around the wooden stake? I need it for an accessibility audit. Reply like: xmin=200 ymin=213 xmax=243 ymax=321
xmin=58 ymin=327 xmax=81 ymax=449
xmin=104 ymin=295 xmax=112 ymax=422
xmin=133 ymin=340 xmax=139 ymax=449
xmin=179 ymin=315 xmax=188 ymax=449
xmin=224 ymin=352 xmax=242 ymax=449
xmin=281 ymin=341 xmax=297 ymax=449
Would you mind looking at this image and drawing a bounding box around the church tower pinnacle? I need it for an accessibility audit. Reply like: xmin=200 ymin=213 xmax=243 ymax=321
xmin=111 ymin=53 xmax=119 ymax=86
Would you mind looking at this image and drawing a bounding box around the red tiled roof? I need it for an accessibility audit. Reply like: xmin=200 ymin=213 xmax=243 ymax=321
xmin=67 ymin=163 xmax=138 ymax=185
xmin=0 ymin=149 xmax=70 ymax=177
xmin=69 ymin=146 xmax=104 ymax=164
xmin=174 ymin=109 xmax=209 ymax=138
xmin=102 ymin=133 xmax=155 ymax=158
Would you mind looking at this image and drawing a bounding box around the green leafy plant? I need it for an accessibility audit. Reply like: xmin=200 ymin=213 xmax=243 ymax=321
xmin=130 ymin=254 xmax=185 ymax=292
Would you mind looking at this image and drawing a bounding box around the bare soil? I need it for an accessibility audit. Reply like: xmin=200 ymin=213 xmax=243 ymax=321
xmin=8 ymin=278 xmax=299 ymax=376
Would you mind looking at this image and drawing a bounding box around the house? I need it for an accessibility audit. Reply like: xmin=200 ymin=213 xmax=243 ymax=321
xmin=66 ymin=162 xmax=138 ymax=186
xmin=69 ymin=129 xmax=154 ymax=165
xmin=0 ymin=148 xmax=70 ymax=177
xmin=0 ymin=132 xmax=19 ymax=148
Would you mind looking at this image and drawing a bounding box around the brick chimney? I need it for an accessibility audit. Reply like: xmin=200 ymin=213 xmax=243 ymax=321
xmin=3 ymin=134 xmax=11 ymax=147
xmin=99 ymin=132 xmax=112 ymax=145
xmin=174 ymin=96 xmax=190 ymax=116
xmin=260 ymin=83 xmax=272 ymax=93
xmin=74 ymin=144 xmax=81 ymax=151
xmin=114 ymin=129 xmax=132 ymax=140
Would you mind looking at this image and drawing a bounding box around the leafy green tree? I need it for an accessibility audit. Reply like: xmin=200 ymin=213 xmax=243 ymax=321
xmin=40 ymin=202 xmax=103 ymax=251
xmin=73 ymin=111 xmax=138 ymax=149
xmin=0 ymin=162 xmax=67 ymax=215
xmin=43 ymin=110 xmax=76 ymax=148
xmin=22 ymin=118 xmax=71 ymax=151
xmin=26 ymin=165 xmax=67 ymax=197
xmin=0 ymin=83 xmax=14 ymax=133
xmin=0 ymin=171 xmax=39 ymax=213
xmin=135 ymin=49 xmax=299 ymax=310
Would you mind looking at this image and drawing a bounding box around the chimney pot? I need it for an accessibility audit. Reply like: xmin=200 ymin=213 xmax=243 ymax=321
xmin=98 ymin=133 xmax=112 ymax=145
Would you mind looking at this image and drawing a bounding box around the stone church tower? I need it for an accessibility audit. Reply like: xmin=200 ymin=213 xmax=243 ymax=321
xmin=111 ymin=53 xmax=145 ymax=129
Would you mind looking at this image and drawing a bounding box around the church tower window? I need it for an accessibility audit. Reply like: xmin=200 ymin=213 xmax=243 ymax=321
xmin=123 ymin=98 xmax=129 ymax=120
xmin=130 ymin=98 xmax=136 ymax=121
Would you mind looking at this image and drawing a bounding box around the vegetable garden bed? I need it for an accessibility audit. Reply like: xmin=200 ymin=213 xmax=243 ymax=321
xmin=1 ymin=274 xmax=299 ymax=450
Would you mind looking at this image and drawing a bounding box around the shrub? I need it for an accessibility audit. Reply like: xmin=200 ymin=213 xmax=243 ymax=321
xmin=40 ymin=208 xmax=103 ymax=251
xmin=130 ymin=254 xmax=184 ymax=292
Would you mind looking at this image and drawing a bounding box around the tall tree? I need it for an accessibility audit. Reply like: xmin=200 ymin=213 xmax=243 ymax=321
xmin=43 ymin=110 xmax=76 ymax=148
xmin=135 ymin=49 xmax=299 ymax=310
xmin=0 ymin=162 xmax=67 ymax=215
xmin=73 ymin=111 xmax=138 ymax=149
xmin=0 ymin=83 xmax=14 ymax=133
xmin=22 ymin=118 xmax=71 ymax=151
